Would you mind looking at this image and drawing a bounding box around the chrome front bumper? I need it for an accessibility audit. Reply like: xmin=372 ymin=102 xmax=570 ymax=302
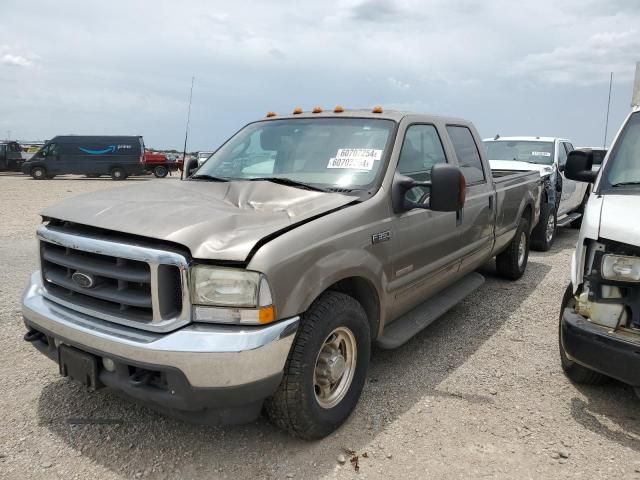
xmin=22 ymin=272 xmax=298 ymax=388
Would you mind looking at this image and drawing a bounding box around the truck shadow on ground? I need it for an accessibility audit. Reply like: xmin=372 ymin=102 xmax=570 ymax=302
xmin=37 ymin=259 xmax=552 ymax=479
xmin=569 ymin=382 xmax=640 ymax=453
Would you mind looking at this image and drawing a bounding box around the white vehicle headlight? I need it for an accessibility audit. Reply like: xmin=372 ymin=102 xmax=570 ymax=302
xmin=601 ymin=254 xmax=640 ymax=283
xmin=191 ymin=266 xmax=274 ymax=325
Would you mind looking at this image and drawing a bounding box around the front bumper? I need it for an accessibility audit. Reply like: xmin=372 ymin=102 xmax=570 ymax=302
xmin=22 ymin=272 xmax=299 ymax=423
xmin=561 ymin=307 xmax=640 ymax=386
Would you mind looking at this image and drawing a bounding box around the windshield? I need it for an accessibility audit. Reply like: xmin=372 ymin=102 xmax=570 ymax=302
xmin=484 ymin=140 xmax=555 ymax=165
xmin=601 ymin=112 xmax=640 ymax=191
xmin=195 ymin=118 xmax=396 ymax=190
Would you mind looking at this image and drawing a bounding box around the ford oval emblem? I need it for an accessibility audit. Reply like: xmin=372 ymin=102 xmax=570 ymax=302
xmin=72 ymin=272 xmax=95 ymax=289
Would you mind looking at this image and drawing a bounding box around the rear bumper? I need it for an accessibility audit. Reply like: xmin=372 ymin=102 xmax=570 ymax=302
xmin=561 ymin=307 xmax=640 ymax=386
xmin=23 ymin=272 xmax=298 ymax=423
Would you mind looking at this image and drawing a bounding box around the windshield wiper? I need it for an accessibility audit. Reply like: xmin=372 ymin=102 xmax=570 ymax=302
xmin=249 ymin=177 xmax=327 ymax=192
xmin=611 ymin=181 xmax=640 ymax=187
xmin=190 ymin=174 xmax=229 ymax=182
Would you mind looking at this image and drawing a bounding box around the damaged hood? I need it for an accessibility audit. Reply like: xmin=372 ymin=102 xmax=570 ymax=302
xmin=599 ymin=193 xmax=640 ymax=246
xmin=41 ymin=180 xmax=355 ymax=261
xmin=489 ymin=160 xmax=554 ymax=177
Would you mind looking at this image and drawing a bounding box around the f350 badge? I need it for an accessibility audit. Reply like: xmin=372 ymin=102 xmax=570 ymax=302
xmin=372 ymin=231 xmax=391 ymax=244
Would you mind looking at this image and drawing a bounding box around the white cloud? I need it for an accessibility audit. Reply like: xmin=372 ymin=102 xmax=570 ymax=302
xmin=388 ymin=77 xmax=410 ymax=90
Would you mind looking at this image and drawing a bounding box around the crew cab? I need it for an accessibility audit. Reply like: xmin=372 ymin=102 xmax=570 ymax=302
xmin=559 ymin=107 xmax=640 ymax=391
xmin=143 ymin=151 xmax=183 ymax=178
xmin=483 ymin=136 xmax=589 ymax=251
xmin=22 ymin=108 xmax=540 ymax=439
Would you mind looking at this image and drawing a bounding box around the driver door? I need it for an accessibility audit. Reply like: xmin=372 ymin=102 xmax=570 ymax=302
xmin=389 ymin=123 xmax=461 ymax=318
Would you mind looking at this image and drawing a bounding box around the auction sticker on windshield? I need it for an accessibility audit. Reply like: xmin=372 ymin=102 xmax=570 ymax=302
xmin=532 ymin=151 xmax=551 ymax=157
xmin=327 ymin=149 xmax=383 ymax=170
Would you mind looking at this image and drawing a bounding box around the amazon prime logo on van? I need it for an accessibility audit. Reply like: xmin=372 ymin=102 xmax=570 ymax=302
xmin=71 ymin=272 xmax=95 ymax=289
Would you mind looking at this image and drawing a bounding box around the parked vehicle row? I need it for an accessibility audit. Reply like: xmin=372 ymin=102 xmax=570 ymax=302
xmin=22 ymin=107 xmax=541 ymax=439
xmin=0 ymin=141 xmax=25 ymax=172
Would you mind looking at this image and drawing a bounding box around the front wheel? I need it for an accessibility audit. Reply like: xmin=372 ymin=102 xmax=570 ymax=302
xmin=530 ymin=203 xmax=556 ymax=251
xmin=31 ymin=167 xmax=47 ymax=180
xmin=496 ymin=217 xmax=530 ymax=280
xmin=559 ymin=284 xmax=608 ymax=384
xmin=153 ymin=165 xmax=168 ymax=178
xmin=264 ymin=291 xmax=370 ymax=439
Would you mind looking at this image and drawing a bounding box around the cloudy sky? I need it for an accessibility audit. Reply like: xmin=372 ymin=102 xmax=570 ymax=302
xmin=1 ymin=0 xmax=639 ymax=150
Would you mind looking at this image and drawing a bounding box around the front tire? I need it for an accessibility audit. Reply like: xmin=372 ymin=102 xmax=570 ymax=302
xmin=31 ymin=167 xmax=47 ymax=180
xmin=110 ymin=167 xmax=127 ymax=181
xmin=153 ymin=165 xmax=168 ymax=178
xmin=264 ymin=291 xmax=370 ymax=439
xmin=530 ymin=203 xmax=556 ymax=251
xmin=496 ymin=217 xmax=530 ymax=280
xmin=559 ymin=284 xmax=608 ymax=384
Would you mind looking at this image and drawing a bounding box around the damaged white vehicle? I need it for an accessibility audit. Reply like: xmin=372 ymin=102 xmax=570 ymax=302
xmin=559 ymin=107 xmax=640 ymax=388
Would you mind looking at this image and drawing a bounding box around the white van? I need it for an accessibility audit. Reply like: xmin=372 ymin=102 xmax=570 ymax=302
xmin=559 ymin=107 xmax=640 ymax=389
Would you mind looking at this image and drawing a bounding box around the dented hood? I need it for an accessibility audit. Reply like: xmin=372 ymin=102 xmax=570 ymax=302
xmin=599 ymin=193 xmax=640 ymax=246
xmin=41 ymin=180 xmax=355 ymax=261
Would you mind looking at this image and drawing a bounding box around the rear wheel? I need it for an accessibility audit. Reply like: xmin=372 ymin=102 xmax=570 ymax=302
xmin=153 ymin=165 xmax=168 ymax=178
xmin=530 ymin=203 xmax=556 ymax=251
xmin=110 ymin=167 xmax=127 ymax=181
xmin=496 ymin=217 xmax=530 ymax=280
xmin=31 ymin=167 xmax=47 ymax=180
xmin=559 ymin=284 xmax=608 ymax=384
xmin=264 ymin=291 xmax=370 ymax=439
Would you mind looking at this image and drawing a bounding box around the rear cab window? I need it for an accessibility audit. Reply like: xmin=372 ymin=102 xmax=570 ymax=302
xmin=446 ymin=125 xmax=485 ymax=184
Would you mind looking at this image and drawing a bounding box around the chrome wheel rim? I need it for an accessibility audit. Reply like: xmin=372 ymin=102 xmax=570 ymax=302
xmin=517 ymin=232 xmax=526 ymax=267
xmin=313 ymin=326 xmax=357 ymax=409
xmin=34 ymin=169 xmax=43 ymax=178
xmin=546 ymin=214 xmax=555 ymax=243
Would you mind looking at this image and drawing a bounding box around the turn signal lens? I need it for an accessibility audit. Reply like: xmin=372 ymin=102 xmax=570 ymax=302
xmin=312 ymin=106 xmax=323 ymax=113
xmin=292 ymin=107 xmax=303 ymax=114
xmin=334 ymin=105 xmax=344 ymax=113
xmin=372 ymin=105 xmax=383 ymax=113
xmin=258 ymin=306 xmax=275 ymax=324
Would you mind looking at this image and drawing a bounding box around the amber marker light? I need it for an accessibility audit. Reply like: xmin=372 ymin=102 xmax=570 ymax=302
xmin=334 ymin=105 xmax=344 ymax=113
xmin=372 ymin=105 xmax=383 ymax=113
xmin=312 ymin=106 xmax=323 ymax=113
xmin=292 ymin=107 xmax=303 ymax=114
xmin=258 ymin=306 xmax=275 ymax=324
xmin=265 ymin=111 xmax=276 ymax=118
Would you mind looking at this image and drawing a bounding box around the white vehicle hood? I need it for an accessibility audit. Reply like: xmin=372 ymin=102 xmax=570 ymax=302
xmin=489 ymin=160 xmax=554 ymax=177
xmin=599 ymin=194 xmax=640 ymax=246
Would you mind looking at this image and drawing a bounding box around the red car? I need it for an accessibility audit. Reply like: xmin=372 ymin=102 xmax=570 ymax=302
xmin=143 ymin=151 xmax=183 ymax=178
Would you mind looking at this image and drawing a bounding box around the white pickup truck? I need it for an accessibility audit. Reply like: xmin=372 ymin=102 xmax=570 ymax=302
xmin=559 ymin=107 xmax=640 ymax=391
xmin=483 ymin=136 xmax=589 ymax=251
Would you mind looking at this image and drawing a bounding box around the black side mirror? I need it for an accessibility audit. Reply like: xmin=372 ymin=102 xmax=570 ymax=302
xmin=565 ymin=150 xmax=597 ymax=183
xmin=392 ymin=164 xmax=466 ymax=213
xmin=183 ymin=158 xmax=198 ymax=178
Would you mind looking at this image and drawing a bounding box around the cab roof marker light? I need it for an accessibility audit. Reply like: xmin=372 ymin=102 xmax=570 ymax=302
xmin=265 ymin=111 xmax=277 ymax=118
xmin=312 ymin=106 xmax=323 ymax=113
xmin=334 ymin=105 xmax=344 ymax=113
xmin=292 ymin=107 xmax=303 ymax=114
xmin=372 ymin=105 xmax=383 ymax=113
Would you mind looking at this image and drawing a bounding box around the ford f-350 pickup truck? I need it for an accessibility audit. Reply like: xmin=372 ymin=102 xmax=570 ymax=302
xmin=23 ymin=107 xmax=541 ymax=439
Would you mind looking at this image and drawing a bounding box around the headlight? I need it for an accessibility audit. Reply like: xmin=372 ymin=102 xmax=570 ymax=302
xmin=601 ymin=254 xmax=640 ymax=283
xmin=191 ymin=266 xmax=274 ymax=325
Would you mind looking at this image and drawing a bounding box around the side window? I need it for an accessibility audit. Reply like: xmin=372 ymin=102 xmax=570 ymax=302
xmin=557 ymin=142 xmax=568 ymax=167
xmin=0 ymin=145 xmax=5 ymax=154
xmin=43 ymin=143 xmax=59 ymax=157
xmin=564 ymin=142 xmax=574 ymax=153
xmin=397 ymin=124 xmax=447 ymax=182
xmin=446 ymin=125 xmax=485 ymax=184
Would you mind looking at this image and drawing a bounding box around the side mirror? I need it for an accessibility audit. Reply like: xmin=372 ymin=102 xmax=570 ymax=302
xmin=392 ymin=164 xmax=466 ymax=213
xmin=565 ymin=150 xmax=597 ymax=183
xmin=183 ymin=157 xmax=198 ymax=178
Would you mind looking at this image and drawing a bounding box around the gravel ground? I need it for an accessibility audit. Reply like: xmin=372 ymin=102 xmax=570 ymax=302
xmin=2 ymin=172 xmax=640 ymax=479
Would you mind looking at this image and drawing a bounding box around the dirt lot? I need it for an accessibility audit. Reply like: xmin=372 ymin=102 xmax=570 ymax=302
xmin=2 ymin=172 xmax=640 ymax=480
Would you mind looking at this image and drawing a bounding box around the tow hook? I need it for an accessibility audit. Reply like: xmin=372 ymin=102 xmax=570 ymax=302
xmin=23 ymin=329 xmax=43 ymax=342
xmin=129 ymin=369 xmax=154 ymax=387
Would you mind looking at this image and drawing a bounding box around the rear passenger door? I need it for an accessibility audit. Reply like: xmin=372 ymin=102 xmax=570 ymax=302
xmin=389 ymin=123 xmax=462 ymax=318
xmin=445 ymin=125 xmax=495 ymax=272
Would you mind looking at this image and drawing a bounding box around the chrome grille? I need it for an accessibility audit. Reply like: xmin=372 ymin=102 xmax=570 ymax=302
xmin=37 ymin=225 xmax=190 ymax=332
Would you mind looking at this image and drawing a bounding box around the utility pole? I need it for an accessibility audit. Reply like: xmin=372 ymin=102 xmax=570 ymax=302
xmin=603 ymin=72 xmax=613 ymax=148
xmin=181 ymin=76 xmax=195 ymax=180
xmin=633 ymin=62 xmax=640 ymax=108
